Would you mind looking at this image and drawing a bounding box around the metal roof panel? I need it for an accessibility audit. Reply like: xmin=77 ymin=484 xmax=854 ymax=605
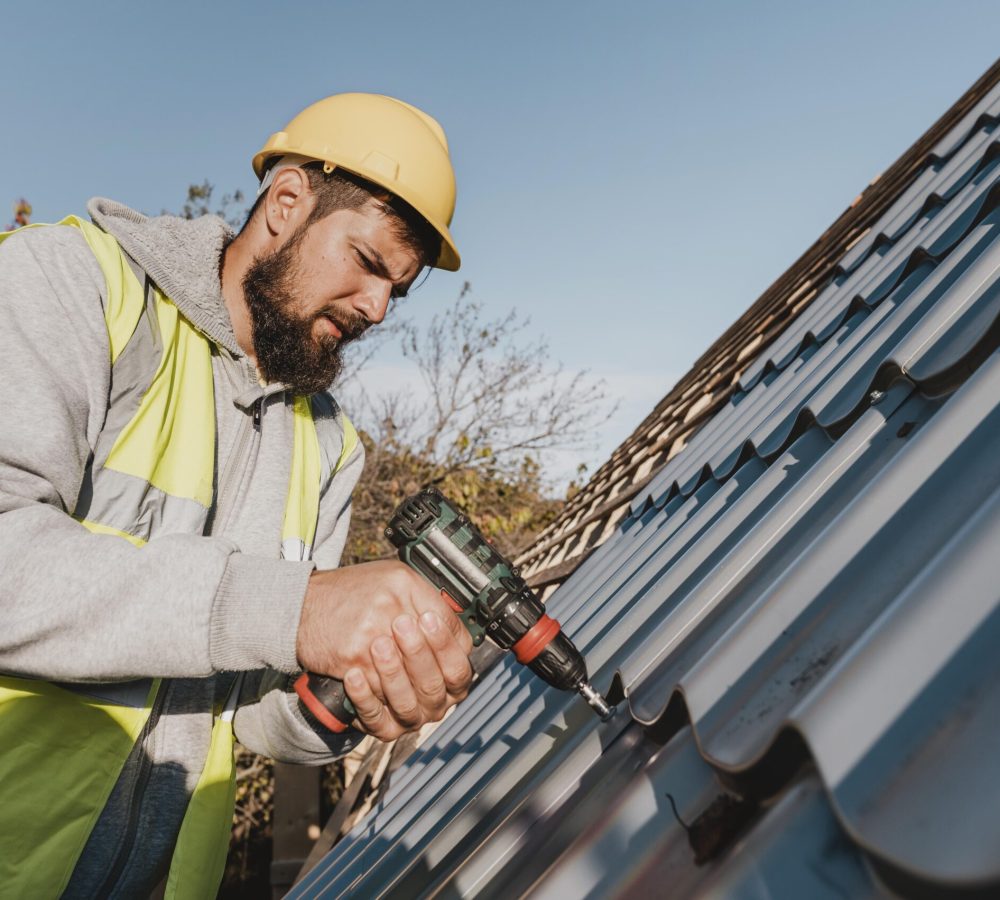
xmin=290 ymin=61 xmax=1000 ymax=900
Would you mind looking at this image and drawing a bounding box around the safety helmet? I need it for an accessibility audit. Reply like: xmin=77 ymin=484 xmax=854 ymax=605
xmin=253 ymin=93 xmax=460 ymax=271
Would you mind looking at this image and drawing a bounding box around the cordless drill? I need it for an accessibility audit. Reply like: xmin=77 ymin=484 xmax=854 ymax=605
xmin=294 ymin=487 xmax=614 ymax=732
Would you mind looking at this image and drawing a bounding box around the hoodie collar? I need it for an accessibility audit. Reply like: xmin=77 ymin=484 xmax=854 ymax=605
xmin=87 ymin=197 xmax=242 ymax=356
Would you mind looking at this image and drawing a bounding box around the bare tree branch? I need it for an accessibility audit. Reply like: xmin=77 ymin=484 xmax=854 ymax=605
xmin=340 ymin=286 xmax=617 ymax=566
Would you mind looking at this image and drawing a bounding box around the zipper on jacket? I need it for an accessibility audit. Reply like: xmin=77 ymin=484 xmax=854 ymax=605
xmin=94 ymin=681 xmax=170 ymax=897
xmin=213 ymin=396 xmax=264 ymax=535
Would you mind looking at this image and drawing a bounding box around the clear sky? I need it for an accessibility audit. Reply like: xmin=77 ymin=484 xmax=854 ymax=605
xmin=5 ymin=0 xmax=1000 ymax=484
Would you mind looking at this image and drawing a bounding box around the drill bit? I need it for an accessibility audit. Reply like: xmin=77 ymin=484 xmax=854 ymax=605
xmin=578 ymin=681 xmax=615 ymax=721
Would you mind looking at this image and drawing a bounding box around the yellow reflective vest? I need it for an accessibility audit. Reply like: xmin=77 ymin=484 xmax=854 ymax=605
xmin=0 ymin=218 xmax=355 ymax=898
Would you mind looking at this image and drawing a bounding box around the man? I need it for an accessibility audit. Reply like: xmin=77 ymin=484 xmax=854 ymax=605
xmin=0 ymin=93 xmax=473 ymax=897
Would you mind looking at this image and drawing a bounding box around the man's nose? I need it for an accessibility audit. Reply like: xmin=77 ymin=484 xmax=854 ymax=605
xmin=352 ymin=280 xmax=392 ymax=325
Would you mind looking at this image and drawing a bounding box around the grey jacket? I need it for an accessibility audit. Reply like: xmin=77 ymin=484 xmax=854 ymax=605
xmin=0 ymin=199 xmax=365 ymax=896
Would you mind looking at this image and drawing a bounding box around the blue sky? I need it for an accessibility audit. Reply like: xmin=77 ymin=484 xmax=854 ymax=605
xmin=5 ymin=1 xmax=1000 ymax=483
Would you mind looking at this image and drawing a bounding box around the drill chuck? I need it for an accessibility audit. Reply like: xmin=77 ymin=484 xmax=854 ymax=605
xmin=523 ymin=629 xmax=587 ymax=691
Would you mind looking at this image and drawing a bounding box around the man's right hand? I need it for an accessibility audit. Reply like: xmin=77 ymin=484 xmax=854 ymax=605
xmin=295 ymin=560 xmax=474 ymax=741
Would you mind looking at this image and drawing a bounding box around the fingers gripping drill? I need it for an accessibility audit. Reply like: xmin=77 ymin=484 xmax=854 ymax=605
xmin=294 ymin=487 xmax=614 ymax=732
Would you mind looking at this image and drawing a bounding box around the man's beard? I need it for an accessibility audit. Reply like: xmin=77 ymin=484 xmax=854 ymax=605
xmin=241 ymin=230 xmax=369 ymax=394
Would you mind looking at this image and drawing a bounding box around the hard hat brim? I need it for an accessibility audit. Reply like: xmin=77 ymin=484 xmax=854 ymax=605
xmin=253 ymin=149 xmax=460 ymax=272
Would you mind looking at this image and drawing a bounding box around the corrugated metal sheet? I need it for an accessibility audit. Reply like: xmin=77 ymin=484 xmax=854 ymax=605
xmin=516 ymin=58 xmax=1000 ymax=596
xmin=290 ymin=71 xmax=1000 ymax=900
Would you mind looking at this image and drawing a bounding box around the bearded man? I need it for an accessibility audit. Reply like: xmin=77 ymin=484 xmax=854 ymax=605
xmin=0 ymin=93 xmax=472 ymax=898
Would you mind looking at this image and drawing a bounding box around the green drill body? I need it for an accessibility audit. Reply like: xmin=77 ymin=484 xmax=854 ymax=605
xmin=295 ymin=488 xmax=613 ymax=733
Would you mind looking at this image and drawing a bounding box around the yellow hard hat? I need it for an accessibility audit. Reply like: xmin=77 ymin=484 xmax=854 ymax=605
xmin=253 ymin=93 xmax=460 ymax=271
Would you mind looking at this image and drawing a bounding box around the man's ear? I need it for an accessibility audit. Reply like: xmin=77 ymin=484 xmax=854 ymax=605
xmin=262 ymin=167 xmax=314 ymax=239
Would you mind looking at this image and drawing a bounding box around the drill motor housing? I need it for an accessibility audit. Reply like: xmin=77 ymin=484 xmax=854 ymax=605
xmin=385 ymin=488 xmax=588 ymax=692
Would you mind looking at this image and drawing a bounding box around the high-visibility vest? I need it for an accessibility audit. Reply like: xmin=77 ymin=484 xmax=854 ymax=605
xmin=0 ymin=218 xmax=356 ymax=898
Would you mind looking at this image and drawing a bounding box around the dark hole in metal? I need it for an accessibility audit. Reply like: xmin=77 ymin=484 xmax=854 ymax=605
xmin=686 ymin=792 xmax=760 ymax=865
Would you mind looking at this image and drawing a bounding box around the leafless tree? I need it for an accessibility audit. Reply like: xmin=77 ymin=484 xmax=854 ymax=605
xmin=167 ymin=181 xmax=248 ymax=229
xmin=341 ymin=285 xmax=616 ymax=562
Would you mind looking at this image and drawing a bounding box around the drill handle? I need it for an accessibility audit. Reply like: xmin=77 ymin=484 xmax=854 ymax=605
xmin=294 ymin=672 xmax=356 ymax=733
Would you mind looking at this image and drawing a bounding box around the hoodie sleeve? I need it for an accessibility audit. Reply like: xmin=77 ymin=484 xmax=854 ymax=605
xmin=0 ymin=225 xmax=302 ymax=681
xmin=230 ymin=668 xmax=365 ymax=762
xmin=233 ymin=438 xmax=367 ymax=762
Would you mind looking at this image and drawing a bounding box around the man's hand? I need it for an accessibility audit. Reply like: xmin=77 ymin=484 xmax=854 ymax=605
xmin=296 ymin=560 xmax=474 ymax=741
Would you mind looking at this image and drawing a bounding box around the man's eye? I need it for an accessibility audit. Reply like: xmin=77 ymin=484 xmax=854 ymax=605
xmin=355 ymin=250 xmax=376 ymax=273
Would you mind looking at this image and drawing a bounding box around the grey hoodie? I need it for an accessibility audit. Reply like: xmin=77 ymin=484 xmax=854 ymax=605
xmin=0 ymin=199 xmax=365 ymax=896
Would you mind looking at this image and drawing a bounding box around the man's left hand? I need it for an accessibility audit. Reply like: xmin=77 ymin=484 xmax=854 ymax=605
xmin=343 ymin=610 xmax=472 ymax=740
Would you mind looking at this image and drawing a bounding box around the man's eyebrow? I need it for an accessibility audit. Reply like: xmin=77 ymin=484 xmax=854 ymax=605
xmin=360 ymin=242 xmax=409 ymax=283
xmin=360 ymin=241 xmax=418 ymax=298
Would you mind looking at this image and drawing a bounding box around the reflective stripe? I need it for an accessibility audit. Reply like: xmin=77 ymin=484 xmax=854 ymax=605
xmin=309 ymin=394 xmax=359 ymax=479
xmin=281 ymin=537 xmax=310 ymax=563
xmin=336 ymin=411 xmax=359 ymax=472
xmin=221 ymin=673 xmax=243 ymax=723
xmin=79 ymin=468 xmax=210 ymax=543
xmin=92 ymin=275 xmax=164 ymax=469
